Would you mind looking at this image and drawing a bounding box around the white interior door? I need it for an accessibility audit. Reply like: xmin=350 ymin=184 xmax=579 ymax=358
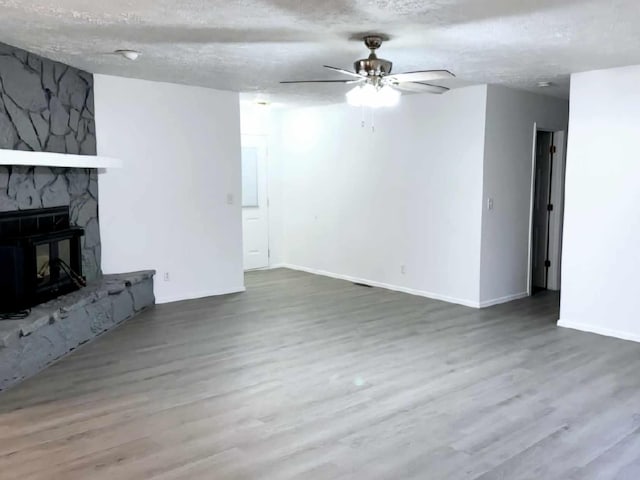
xmin=242 ymin=135 xmax=269 ymax=270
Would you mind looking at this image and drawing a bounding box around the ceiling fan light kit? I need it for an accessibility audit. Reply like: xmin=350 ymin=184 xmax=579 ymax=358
xmin=346 ymin=83 xmax=400 ymax=108
xmin=281 ymin=35 xmax=454 ymax=108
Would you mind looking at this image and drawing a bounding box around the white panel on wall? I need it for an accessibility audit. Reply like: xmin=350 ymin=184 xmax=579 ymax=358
xmin=95 ymin=75 xmax=244 ymax=304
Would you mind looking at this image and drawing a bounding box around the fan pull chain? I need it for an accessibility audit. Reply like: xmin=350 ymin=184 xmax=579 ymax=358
xmin=361 ymin=106 xmax=365 ymax=128
xmin=371 ymin=107 xmax=375 ymax=133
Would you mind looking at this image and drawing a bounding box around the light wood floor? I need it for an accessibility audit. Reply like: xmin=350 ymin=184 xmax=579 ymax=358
xmin=1 ymin=268 xmax=640 ymax=479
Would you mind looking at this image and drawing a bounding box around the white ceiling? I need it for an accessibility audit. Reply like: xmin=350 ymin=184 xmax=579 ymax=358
xmin=1 ymin=0 xmax=639 ymax=105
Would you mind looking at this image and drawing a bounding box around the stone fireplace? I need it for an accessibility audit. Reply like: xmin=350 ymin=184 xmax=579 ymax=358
xmin=0 ymin=167 xmax=100 ymax=280
xmin=0 ymin=40 xmax=100 ymax=280
xmin=0 ymin=42 xmax=155 ymax=391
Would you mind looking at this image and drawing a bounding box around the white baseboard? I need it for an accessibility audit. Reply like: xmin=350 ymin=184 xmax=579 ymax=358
xmin=267 ymin=263 xmax=287 ymax=270
xmin=279 ymin=263 xmax=481 ymax=308
xmin=156 ymin=286 xmax=246 ymax=305
xmin=243 ymin=264 xmax=287 ymax=271
xmin=557 ymin=319 xmax=640 ymax=343
xmin=479 ymin=292 xmax=529 ymax=308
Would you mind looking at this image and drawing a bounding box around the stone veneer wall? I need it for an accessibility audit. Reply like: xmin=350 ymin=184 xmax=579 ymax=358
xmin=0 ymin=42 xmax=100 ymax=280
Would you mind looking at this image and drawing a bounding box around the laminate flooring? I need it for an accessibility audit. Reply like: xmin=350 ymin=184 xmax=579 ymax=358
xmin=1 ymin=268 xmax=639 ymax=479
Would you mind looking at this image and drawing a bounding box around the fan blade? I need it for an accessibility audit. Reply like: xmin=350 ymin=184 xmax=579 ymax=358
xmin=386 ymin=70 xmax=455 ymax=83
xmin=323 ymin=65 xmax=365 ymax=79
xmin=280 ymin=79 xmax=356 ymax=84
xmin=390 ymin=82 xmax=450 ymax=94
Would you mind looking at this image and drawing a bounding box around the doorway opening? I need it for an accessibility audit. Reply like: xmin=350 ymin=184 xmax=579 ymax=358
xmin=241 ymin=135 xmax=270 ymax=271
xmin=529 ymin=129 xmax=567 ymax=295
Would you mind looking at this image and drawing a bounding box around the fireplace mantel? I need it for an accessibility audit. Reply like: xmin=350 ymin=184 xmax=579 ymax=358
xmin=0 ymin=149 xmax=122 ymax=169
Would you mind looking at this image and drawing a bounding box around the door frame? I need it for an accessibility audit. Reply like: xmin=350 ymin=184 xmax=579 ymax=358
xmin=527 ymin=125 xmax=567 ymax=295
xmin=241 ymin=134 xmax=271 ymax=270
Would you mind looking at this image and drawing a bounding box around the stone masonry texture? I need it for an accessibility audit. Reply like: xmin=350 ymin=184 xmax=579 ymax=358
xmin=0 ymin=42 xmax=100 ymax=280
xmin=0 ymin=271 xmax=156 ymax=392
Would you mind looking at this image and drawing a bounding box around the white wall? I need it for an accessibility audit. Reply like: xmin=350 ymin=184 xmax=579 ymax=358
xmin=559 ymin=65 xmax=640 ymax=341
xmin=480 ymin=86 xmax=568 ymax=305
xmin=276 ymin=86 xmax=489 ymax=306
xmin=95 ymin=75 xmax=244 ymax=304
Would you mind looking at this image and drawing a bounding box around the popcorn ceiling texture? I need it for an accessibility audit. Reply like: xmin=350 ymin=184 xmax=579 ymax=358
xmin=0 ymin=41 xmax=101 ymax=280
xmin=0 ymin=0 xmax=639 ymax=104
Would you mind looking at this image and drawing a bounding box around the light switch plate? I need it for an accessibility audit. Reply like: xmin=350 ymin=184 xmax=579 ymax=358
xmin=487 ymin=197 xmax=494 ymax=210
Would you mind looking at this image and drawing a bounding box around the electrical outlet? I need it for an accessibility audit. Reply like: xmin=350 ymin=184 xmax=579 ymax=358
xmin=164 ymin=272 xmax=170 ymax=282
xmin=226 ymin=193 xmax=234 ymax=205
xmin=400 ymin=265 xmax=406 ymax=275
xmin=487 ymin=197 xmax=494 ymax=211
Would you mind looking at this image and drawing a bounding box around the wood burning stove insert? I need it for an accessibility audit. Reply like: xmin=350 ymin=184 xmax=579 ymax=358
xmin=0 ymin=207 xmax=85 ymax=313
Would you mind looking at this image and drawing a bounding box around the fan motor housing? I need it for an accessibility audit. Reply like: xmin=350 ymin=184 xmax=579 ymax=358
xmin=354 ymin=56 xmax=393 ymax=76
xmin=355 ymin=35 xmax=392 ymax=76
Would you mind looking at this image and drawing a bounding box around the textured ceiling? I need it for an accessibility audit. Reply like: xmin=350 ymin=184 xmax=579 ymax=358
xmin=0 ymin=0 xmax=639 ymax=105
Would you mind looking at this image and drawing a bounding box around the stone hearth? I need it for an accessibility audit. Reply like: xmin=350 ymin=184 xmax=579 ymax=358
xmin=0 ymin=271 xmax=155 ymax=391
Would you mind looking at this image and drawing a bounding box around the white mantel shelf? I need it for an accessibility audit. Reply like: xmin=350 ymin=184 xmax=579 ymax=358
xmin=0 ymin=149 xmax=122 ymax=169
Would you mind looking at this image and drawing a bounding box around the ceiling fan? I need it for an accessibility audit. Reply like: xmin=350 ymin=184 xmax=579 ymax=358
xmin=281 ymin=35 xmax=455 ymax=107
